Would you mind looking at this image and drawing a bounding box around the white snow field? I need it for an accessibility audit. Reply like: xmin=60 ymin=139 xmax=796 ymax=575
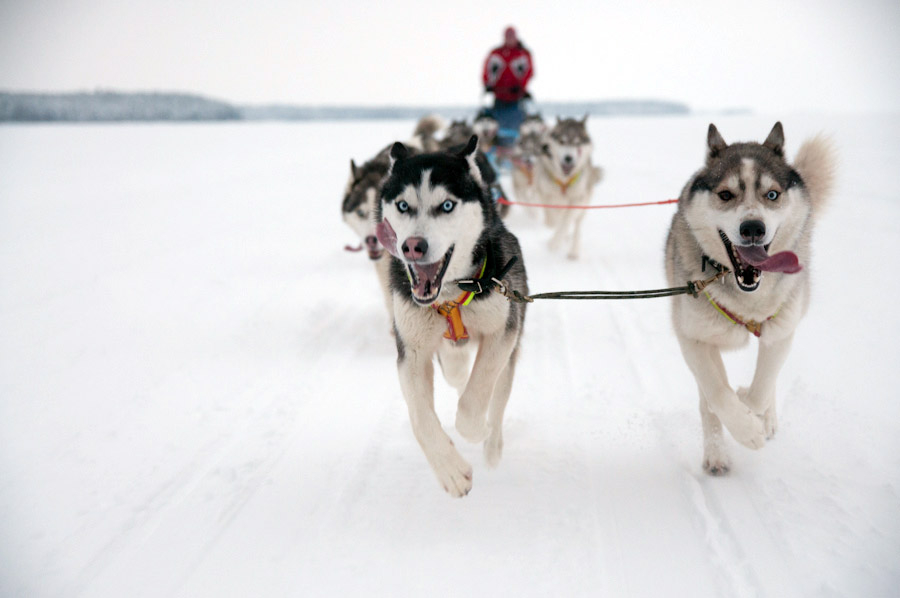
xmin=1 ymin=114 xmax=898 ymax=598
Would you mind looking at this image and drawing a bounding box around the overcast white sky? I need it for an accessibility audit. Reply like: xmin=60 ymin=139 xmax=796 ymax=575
xmin=1 ymin=0 xmax=899 ymax=113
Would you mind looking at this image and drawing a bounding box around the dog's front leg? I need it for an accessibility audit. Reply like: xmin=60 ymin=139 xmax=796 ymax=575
xmin=456 ymin=331 xmax=517 ymax=443
xmin=677 ymin=335 xmax=766 ymax=450
xmin=567 ymin=211 xmax=586 ymax=260
xmin=737 ymin=332 xmax=794 ymax=439
xmin=398 ymin=348 xmax=473 ymax=497
xmin=548 ymin=208 xmax=573 ymax=252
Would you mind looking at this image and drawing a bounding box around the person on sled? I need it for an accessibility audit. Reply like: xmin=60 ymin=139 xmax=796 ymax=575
xmin=482 ymin=26 xmax=534 ymax=147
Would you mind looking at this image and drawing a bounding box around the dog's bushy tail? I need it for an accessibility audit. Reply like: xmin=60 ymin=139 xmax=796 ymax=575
xmin=409 ymin=114 xmax=446 ymax=152
xmin=793 ymin=135 xmax=836 ymax=215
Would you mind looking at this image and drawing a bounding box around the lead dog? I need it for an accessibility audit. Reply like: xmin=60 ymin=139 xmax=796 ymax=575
xmin=666 ymin=122 xmax=835 ymax=474
xmin=375 ymin=136 xmax=528 ymax=497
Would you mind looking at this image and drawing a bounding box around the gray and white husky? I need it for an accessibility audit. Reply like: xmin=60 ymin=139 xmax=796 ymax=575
xmin=511 ymin=113 xmax=547 ymax=215
xmin=666 ymin=122 xmax=835 ymax=474
xmin=534 ymin=116 xmax=603 ymax=259
xmin=375 ymin=136 xmax=528 ymax=497
xmin=341 ymin=116 xmax=444 ymax=318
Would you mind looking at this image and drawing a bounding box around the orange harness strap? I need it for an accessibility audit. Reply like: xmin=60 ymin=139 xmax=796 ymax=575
xmin=432 ymin=258 xmax=488 ymax=342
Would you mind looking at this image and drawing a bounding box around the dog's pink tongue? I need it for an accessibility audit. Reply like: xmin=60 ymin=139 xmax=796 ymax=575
xmin=736 ymin=245 xmax=803 ymax=274
xmin=412 ymin=262 xmax=441 ymax=297
xmin=375 ymin=219 xmax=400 ymax=258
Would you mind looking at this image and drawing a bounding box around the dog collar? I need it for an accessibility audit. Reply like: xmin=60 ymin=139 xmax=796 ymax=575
xmin=432 ymin=257 xmax=488 ymax=342
xmin=704 ymin=291 xmax=779 ymax=337
xmin=551 ymin=169 xmax=582 ymax=194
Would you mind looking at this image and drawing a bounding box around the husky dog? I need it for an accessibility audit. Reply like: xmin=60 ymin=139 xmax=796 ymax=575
xmin=409 ymin=114 xmax=444 ymax=153
xmin=472 ymin=109 xmax=499 ymax=153
xmin=342 ymin=116 xmax=444 ymax=317
xmin=534 ymin=116 xmax=603 ymax=259
xmin=342 ymin=149 xmax=394 ymax=314
xmin=440 ymin=119 xmax=476 ymax=150
xmin=510 ymin=113 xmax=547 ymax=214
xmin=666 ymin=122 xmax=835 ymax=474
xmin=375 ymin=136 xmax=528 ymax=497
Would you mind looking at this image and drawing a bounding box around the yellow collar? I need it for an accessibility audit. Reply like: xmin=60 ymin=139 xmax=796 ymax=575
xmin=552 ymin=169 xmax=582 ymax=194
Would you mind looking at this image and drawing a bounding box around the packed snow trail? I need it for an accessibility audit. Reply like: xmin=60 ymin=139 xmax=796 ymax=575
xmin=0 ymin=117 xmax=898 ymax=597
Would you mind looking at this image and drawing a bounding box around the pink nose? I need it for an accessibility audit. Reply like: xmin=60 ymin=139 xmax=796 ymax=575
xmin=401 ymin=236 xmax=428 ymax=260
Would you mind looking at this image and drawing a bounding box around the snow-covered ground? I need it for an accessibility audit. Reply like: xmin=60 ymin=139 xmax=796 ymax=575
xmin=1 ymin=114 xmax=898 ymax=597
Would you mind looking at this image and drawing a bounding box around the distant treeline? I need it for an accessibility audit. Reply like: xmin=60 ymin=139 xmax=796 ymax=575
xmin=0 ymin=91 xmax=692 ymax=123
xmin=0 ymin=91 xmax=241 ymax=122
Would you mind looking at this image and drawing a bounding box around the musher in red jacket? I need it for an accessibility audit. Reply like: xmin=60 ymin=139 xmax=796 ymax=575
xmin=482 ymin=26 xmax=533 ymax=145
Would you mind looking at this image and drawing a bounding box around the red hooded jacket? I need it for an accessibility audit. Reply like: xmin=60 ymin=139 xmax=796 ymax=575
xmin=483 ymin=42 xmax=533 ymax=103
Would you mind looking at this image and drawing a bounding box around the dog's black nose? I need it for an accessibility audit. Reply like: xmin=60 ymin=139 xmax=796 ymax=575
xmin=563 ymin=155 xmax=573 ymax=164
xmin=365 ymin=235 xmax=378 ymax=249
xmin=401 ymin=236 xmax=428 ymax=260
xmin=740 ymin=220 xmax=766 ymax=244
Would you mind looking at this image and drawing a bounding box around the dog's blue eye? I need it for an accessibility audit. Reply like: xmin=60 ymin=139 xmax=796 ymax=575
xmin=766 ymin=190 xmax=780 ymax=201
xmin=397 ymin=200 xmax=409 ymax=213
xmin=718 ymin=190 xmax=734 ymax=201
xmin=441 ymin=200 xmax=455 ymax=213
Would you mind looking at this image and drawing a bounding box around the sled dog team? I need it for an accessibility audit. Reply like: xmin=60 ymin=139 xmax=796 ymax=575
xmin=342 ymin=118 xmax=835 ymax=497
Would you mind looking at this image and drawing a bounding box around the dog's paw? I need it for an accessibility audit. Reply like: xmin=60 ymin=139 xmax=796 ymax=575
xmin=456 ymin=408 xmax=491 ymax=443
xmin=737 ymin=386 xmax=777 ymax=439
xmin=483 ymin=432 xmax=503 ymax=469
xmin=719 ymin=403 xmax=766 ymax=450
xmin=702 ymin=442 xmax=732 ymax=476
xmin=761 ymin=405 xmax=778 ymax=439
xmin=566 ymin=249 xmax=579 ymax=261
xmin=430 ymin=450 xmax=473 ymax=498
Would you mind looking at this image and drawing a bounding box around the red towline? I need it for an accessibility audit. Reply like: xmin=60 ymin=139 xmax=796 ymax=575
xmin=497 ymin=197 xmax=679 ymax=209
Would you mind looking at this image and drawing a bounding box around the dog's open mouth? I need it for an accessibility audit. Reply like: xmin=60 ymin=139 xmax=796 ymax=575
xmin=364 ymin=235 xmax=383 ymax=260
xmin=406 ymin=245 xmax=454 ymax=305
xmin=561 ymin=162 xmax=575 ymax=177
xmin=719 ymin=231 xmax=803 ymax=292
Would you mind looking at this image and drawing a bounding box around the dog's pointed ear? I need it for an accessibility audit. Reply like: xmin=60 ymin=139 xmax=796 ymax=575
xmin=580 ymin=113 xmax=589 ymax=125
xmin=456 ymin=134 xmax=478 ymax=159
xmin=707 ymin=124 xmax=727 ymax=160
xmin=763 ymin=122 xmax=785 ymax=156
xmin=390 ymin=141 xmax=409 ymax=162
xmin=350 ymin=159 xmax=360 ymax=181
xmin=556 ymin=115 xmax=562 ymax=125
xmin=387 ymin=142 xmax=409 ymax=177
xmin=457 ymin=135 xmax=483 ymax=185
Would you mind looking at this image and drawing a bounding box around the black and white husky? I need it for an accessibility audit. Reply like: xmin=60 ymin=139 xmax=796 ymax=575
xmin=666 ymin=122 xmax=835 ymax=474
xmin=375 ymin=136 xmax=528 ymax=497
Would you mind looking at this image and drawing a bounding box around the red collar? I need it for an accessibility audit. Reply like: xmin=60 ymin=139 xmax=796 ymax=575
xmin=704 ymin=291 xmax=778 ymax=337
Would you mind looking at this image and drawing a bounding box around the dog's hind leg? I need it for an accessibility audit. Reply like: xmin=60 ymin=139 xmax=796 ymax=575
xmin=484 ymin=346 xmax=518 ymax=468
xmin=399 ymin=348 xmax=473 ymax=497
xmin=676 ymin=335 xmax=767 ymax=451
xmin=437 ymin=341 xmax=470 ymax=396
xmin=456 ymin=331 xmax=518 ymax=443
xmin=699 ymin=385 xmax=731 ymax=475
xmin=737 ymin=332 xmax=794 ymax=439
